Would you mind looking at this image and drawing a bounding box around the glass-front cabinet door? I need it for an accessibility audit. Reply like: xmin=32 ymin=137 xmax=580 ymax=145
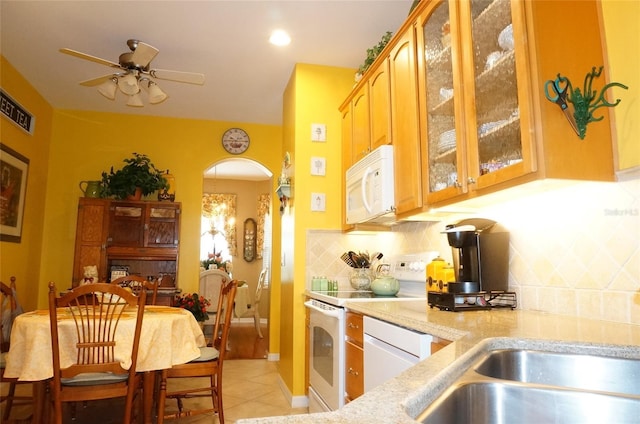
xmin=417 ymin=0 xmax=465 ymax=203
xmin=418 ymin=0 xmax=535 ymax=204
xmin=463 ymin=0 xmax=534 ymax=190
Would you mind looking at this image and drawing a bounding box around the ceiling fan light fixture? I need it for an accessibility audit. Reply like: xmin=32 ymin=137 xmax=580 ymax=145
xmin=147 ymin=81 xmax=168 ymax=104
xmin=119 ymin=73 xmax=139 ymax=95
xmin=126 ymin=92 xmax=144 ymax=107
xmin=97 ymin=77 xmax=118 ymax=100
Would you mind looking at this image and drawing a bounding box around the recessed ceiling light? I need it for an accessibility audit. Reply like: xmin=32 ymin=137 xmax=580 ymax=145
xmin=269 ymin=30 xmax=291 ymax=46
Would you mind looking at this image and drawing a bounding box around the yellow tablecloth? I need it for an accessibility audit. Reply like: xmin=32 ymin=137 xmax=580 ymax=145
xmin=4 ymin=305 xmax=206 ymax=381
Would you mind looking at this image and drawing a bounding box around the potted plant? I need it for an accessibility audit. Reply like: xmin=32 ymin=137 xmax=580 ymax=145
xmin=101 ymin=153 xmax=168 ymax=200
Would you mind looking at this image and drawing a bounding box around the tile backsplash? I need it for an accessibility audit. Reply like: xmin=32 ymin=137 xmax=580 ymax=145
xmin=307 ymin=173 xmax=639 ymax=325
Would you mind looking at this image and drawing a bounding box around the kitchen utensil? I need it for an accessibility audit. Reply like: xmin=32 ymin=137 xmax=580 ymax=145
xmin=341 ymin=252 xmax=356 ymax=268
xmin=349 ymin=251 xmax=361 ymax=268
xmin=370 ymin=275 xmax=399 ymax=296
xmin=544 ymin=75 xmax=580 ymax=135
xmin=357 ymin=252 xmax=370 ymax=268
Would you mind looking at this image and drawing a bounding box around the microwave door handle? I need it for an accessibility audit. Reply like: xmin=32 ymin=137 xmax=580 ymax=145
xmin=361 ymin=166 xmax=373 ymax=213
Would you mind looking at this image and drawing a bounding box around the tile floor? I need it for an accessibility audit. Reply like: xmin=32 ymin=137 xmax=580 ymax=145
xmin=1 ymin=359 xmax=309 ymax=423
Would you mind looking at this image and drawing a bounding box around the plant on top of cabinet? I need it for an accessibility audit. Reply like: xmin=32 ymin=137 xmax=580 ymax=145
xmin=357 ymin=31 xmax=393 ymax=77
xmin=101 ymin=153 xmax=168 ymax=200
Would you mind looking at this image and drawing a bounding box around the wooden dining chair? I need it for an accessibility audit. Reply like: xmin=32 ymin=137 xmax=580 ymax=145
xmin=110 ymin=275 xmax=159 ymax=305
xmin=1 ymin=276 xmax=32 ymax=422
xmin=236 ymin=268 xmax=267 ymax=338
xmin=46 ymin=281 xmax=147 ymax=424
xmin=157 ymin=279 xmax=238 ymax=424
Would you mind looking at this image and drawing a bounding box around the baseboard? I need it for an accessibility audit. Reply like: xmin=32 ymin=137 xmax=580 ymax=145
xmin=233 ymin=317 xmax=268 ymax=324
xmin=267 ymin=352 xmax=279 ymax=361
xmin=277 ymin=373 xmax=309 ymax=408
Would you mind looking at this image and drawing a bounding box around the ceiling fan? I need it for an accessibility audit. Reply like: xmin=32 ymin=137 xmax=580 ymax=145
xmin=60 ymin=39 xmax=205 ymax=106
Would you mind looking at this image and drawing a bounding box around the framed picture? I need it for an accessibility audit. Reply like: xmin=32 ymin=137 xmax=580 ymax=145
xmin=0 ymin=144 xmax=29 ymax=243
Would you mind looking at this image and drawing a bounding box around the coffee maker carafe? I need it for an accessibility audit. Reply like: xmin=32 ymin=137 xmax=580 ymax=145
xmin=444 ymin=218 xmax=509 ymax=293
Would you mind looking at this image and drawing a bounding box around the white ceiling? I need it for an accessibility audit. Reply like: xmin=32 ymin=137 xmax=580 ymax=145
xmin=1 ymin=0 xmax=413 ymax=178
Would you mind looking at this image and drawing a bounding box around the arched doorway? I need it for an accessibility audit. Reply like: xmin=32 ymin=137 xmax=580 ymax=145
xmin=202 ymin=158 xmax=273 ymax=357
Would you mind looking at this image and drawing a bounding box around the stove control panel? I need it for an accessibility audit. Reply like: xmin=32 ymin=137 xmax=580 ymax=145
xmin=389 ymin=251 xmax=440 ymax=282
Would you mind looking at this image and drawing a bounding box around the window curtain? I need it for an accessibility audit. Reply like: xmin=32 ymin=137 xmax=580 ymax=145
xmin=202 ymin=193 xmax=237 ymax=257
xmin=256 ymin=193 xmax=270 ymax=259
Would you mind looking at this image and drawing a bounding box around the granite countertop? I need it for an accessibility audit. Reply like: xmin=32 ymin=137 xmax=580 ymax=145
xmin=238 ymin=300 xmax=640 ymax=424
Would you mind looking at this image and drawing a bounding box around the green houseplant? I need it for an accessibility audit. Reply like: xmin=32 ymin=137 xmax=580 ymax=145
xmin=101 ymin=153 xmax=168 ymax=200
xmin=357 ymin=31 xmax=394 ymax=76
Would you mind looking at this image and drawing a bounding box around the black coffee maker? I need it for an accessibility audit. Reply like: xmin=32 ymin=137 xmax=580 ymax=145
xmin=444 ymin=218 xmax=509 ymax=293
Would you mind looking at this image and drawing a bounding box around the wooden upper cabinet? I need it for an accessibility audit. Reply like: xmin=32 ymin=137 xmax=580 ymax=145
xmin=351 ymin=84 xmax=371 ymax=164
xmin=341 ymin=105 xmax=355 ymax=232
xmin=368 ymin=57 xmax=391 ymax=150
xmin=146 ymin=204 xmax=180 ymax=248
xmin=389 ymin=24 xmax=423 ymax=216
xmin=108 ymin=201 xmax=180 ymax=249
xmin=340 ymin=0 xmax=614 ymax=222
xmin=72 ymin=198 xmax=110 ymax=284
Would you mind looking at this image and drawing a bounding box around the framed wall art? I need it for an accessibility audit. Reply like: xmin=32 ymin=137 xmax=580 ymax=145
xmin=0 ymin=144 xmax=29 ymax=243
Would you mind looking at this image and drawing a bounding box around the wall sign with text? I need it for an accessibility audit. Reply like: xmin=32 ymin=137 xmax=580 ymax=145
xmin=1 ymin=89 xmax=35 ymax=135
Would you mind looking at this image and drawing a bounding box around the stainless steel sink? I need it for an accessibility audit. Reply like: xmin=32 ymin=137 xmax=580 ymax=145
xmin=417 ymin=349 xmax=640 ymax=424
xmin=417 ymin=381 xmax=640 ymax=424
xmin=475 ymin=349 xmax=640 ymax=396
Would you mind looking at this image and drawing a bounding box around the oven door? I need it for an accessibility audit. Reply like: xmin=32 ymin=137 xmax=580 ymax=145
xmin=305 ymin=299 xmax=345 ymax=411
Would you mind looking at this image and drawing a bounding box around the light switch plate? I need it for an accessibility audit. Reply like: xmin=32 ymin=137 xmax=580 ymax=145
xmin=311 ymin=123 xmax=326 ymax=142
xmin=310 ymin=156 xmax=326 ymax=176
xmin=311 ymin=193 xmax=326 ymax=211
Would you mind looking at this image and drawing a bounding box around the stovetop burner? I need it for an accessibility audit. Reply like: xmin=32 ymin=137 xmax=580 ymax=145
xmin=428 ymin=291 xmax=517 ymax=312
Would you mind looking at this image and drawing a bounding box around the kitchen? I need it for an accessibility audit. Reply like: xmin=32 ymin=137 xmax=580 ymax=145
xmin=1 ymin=0 xmax=638 ymax=422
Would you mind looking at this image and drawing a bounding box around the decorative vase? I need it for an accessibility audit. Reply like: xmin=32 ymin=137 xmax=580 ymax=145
xmin=349 ymin=268 xmax=373 ymax=291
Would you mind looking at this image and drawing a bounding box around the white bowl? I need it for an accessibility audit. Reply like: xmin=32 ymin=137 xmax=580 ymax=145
xmin=498 ymin=24 xmax=514 ymax=51
xmin=485 ymin=51 xmax=503 ymax=71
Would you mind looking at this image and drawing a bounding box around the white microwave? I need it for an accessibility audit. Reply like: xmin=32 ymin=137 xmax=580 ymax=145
xmin=345 ymin=145 xmax=395 ymax=224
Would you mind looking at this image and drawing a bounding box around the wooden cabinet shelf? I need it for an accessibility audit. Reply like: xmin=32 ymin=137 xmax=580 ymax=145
xmin=72 ymin=198 xmax=181 ymax=305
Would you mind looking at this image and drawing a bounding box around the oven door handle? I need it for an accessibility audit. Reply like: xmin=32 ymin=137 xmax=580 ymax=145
xmin=304 ymin=300 xmax=342 ymax=318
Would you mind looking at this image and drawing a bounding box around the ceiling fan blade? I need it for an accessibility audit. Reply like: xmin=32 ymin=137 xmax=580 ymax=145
xmin=60 ymin=48 xmax=121 ymax=68
xmin=149 ymin=69 xmax=205 ymax=85
xmin=131 ymin=42 xmax=159 ymax=69
xmin=79 ymin=74 xmax=118 ymax=87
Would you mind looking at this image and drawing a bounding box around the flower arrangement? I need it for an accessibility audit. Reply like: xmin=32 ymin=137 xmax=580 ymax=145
xmin=176 ymin=292 xmax=211 ymax=322
xmin=200 ymin=251 xmax=233 ymax=274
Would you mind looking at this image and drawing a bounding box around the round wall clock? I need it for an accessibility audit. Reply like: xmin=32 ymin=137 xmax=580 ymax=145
xmin=221 ymin=128 xmax=250 ymax=155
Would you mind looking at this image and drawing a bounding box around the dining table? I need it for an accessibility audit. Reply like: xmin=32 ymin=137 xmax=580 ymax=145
xmin=4 ymin=305 xmax=206 ymax=424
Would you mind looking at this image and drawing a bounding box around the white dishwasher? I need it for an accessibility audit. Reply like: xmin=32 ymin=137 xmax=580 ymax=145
xmin=363 ymin=316 xmax=432 ymax=392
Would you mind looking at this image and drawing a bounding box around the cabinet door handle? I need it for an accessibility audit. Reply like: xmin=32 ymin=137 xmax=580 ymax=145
xmin=467 ymin=177 xmax=476 ymax=185
xmin=347 ymin=323 xmax=360 ymax=329
xmin=347 ymin=368 xmax=359 ymax=376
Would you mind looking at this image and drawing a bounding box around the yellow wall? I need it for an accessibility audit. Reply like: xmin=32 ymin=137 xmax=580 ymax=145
xmin=40 ymin=111 xmax=282 ymax=309
xmin=0 ymin=57 xmax=52 ymax=311
xmin=279 ymin=63 xmax=355 ymax=397
xmin=600 ymin=0 xmax=640 ymax=170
